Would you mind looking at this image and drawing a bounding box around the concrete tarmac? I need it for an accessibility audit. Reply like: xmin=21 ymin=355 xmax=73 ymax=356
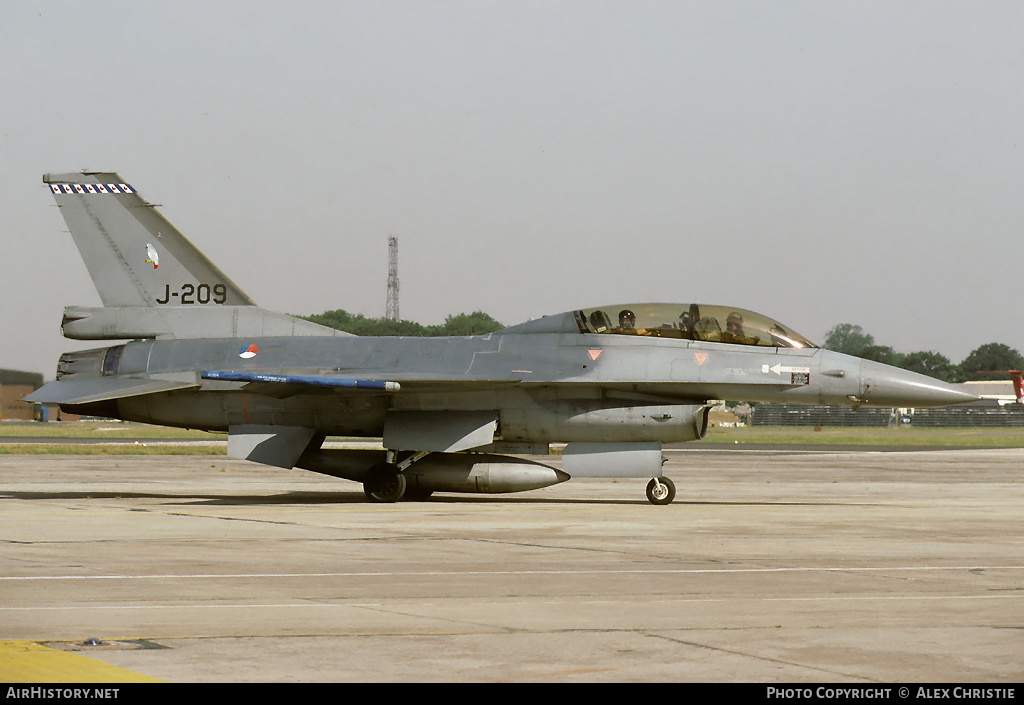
xmin=1 ymin=447 xmax=1022 ymax=682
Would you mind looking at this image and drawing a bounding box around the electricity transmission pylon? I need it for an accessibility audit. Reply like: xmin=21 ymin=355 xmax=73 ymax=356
xmin=386 ymin=235 xmax=399 ymax=321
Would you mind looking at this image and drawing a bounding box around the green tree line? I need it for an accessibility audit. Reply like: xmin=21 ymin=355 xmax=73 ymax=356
xmin=823 ymin=323 xmax=1024 ymax=382
xmin=299 ymin=309 xmax=504 ymax=337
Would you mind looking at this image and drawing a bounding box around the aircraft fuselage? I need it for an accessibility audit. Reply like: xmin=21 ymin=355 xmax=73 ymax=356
xmin=59 ymin=331 xmax=958 ymax=440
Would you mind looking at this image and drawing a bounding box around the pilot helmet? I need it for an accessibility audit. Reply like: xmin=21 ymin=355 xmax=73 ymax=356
xmin=619 ymin=309 xmax=636 ymax=325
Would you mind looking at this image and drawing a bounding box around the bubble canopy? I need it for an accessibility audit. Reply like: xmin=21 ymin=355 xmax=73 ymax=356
xmin=571 ymin=303 xmax=817 ymax=349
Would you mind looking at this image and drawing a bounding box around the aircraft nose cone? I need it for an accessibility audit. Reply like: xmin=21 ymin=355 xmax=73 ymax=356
xmin=858 ymin=359 xmax=979 ymax=407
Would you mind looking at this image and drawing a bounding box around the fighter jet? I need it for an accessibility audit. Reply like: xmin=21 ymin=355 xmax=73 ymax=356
xmin=26 ymin=172 xmax=978 ymax=504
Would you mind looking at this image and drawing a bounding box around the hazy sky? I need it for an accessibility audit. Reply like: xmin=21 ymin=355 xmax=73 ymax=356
xmin=3 ymin=1 xmax=1022 ymax=378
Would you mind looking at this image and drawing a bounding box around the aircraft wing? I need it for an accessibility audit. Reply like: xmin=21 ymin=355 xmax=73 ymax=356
xmin=26 ymin=369 xmax=713 ymax=409
xmin=200 ymin=372 xmax=503 ymax=457
xmin=27 ymin=370 xmax=681 ymax=408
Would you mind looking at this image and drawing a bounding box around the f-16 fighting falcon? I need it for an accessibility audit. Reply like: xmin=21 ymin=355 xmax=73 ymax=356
xmin=26 ymin=173 xmax=977 ymax=504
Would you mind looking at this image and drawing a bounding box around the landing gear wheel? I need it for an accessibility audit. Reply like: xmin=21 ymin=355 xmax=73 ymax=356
xmin=402 ymin=487 xmax=434 ymax=501
xmin=646 ymin=476 xmax=676 ymax=505
xmin=363 ymin=463 xmax=407 ymax=503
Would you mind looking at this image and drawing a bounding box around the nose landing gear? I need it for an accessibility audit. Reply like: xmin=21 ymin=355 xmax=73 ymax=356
xmin=646 ymin=476 xmax=676 ymax=505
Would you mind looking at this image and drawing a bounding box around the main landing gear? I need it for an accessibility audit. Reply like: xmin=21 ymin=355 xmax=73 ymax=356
xmin=363 ymin=462 xmax=407 ymax=503
xmin=646 ymin=476 xmax=676 ymax=505
xmin=363 ymin=451 xmax=432 ymax=503
xmin=364 ymin=452 xmax=678 ymax=505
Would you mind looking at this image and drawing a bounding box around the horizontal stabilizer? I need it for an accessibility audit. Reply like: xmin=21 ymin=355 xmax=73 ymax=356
xmin=202 ymin=370 xmax=400 ymax=398
xmin=61 ymin=306 xmax=350 ymax=341
xmin=24 ymin=377 xmax=199 ymax=405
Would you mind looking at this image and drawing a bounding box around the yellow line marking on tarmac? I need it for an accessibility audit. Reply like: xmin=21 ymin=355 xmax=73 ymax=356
xmin=0 ymin=641 xmax=163 ymax=683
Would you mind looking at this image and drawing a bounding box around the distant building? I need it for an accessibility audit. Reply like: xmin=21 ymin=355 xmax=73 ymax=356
xmin=0 ymin=369 xmax=44 ymax=421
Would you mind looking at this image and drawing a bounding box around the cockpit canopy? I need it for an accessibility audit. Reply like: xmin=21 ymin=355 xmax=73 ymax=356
xmin=572 ymin=303 xmax=817 ymax=349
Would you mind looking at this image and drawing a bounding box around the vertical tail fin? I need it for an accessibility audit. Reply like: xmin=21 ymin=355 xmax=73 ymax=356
xmin=1010 ymin=371 xmax=1024 ymax=404
xmin=44 ymin=172 xmax=255 ymax=308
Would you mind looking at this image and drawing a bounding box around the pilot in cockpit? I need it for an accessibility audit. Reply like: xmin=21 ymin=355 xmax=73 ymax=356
xmin=722 ymin=311 xmax=747 ymax=344
xmin=722 ymin=311 xmax=758 ymax=345
xmin=614 ymin=309 xmax=652 ymax=336
xmin=617 ymin=309 xmax=636 ymax=331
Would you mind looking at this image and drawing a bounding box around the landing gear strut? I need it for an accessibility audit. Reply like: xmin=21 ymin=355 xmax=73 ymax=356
xmin=646 ymin=476 xmax=676 ymax=505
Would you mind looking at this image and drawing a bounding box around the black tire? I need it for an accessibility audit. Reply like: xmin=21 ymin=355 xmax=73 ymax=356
xmin=401 ymin=475 xmax=434 ymax=501
xmin=402 ymin=487 xmax=434 ymax=501
xmin=646 ymin=476 xmax=676 ymax=505
xmin=363 ymin=463 xmax=407 ymax=503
